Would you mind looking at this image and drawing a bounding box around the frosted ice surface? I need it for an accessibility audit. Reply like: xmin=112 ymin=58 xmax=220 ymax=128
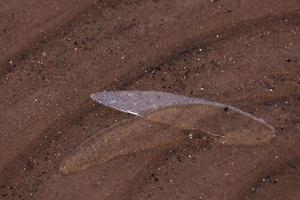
xmin=90 ymin=90 xmax=205 ymax=116
xmin=90 ymin=90 xmax=274 ymax=130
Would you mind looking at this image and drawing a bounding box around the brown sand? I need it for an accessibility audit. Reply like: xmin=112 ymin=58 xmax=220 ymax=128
xmin=0 ymin=0 xmax=299 ymax=199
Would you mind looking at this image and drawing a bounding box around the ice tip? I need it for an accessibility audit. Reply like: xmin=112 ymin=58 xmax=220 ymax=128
xmin=90 ymin=93 xmax=96 ymax=100
xmin=90 ymin=91 xmax=108 ymax=101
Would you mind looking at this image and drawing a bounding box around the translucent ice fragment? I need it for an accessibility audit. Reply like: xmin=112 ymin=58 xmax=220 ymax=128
xmin=144 ymin=104 xmax=275 ymax=145
xmin=60 ymin=91 xmax=276 ymax=174
xmin=90 ymin=90 xmax=274 ymax=130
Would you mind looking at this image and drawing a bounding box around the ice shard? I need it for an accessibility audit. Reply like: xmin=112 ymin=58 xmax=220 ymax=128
xmin=90 ymin=90 xmax=274 ymax=130
xmin=60 ymin=91 xmax=276 ymax=174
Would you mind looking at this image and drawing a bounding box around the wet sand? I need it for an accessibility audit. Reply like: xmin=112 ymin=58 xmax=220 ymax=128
xmin=0 ymin=0 xmax=299 ymax=199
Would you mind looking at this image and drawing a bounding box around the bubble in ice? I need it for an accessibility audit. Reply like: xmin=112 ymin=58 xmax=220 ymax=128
xmin=60 ymin=91 xmax=275 ymax=174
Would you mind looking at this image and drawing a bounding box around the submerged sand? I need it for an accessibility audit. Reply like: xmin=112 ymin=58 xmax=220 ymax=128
xmin=0 ymin=0 xmax=299 ymax=199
